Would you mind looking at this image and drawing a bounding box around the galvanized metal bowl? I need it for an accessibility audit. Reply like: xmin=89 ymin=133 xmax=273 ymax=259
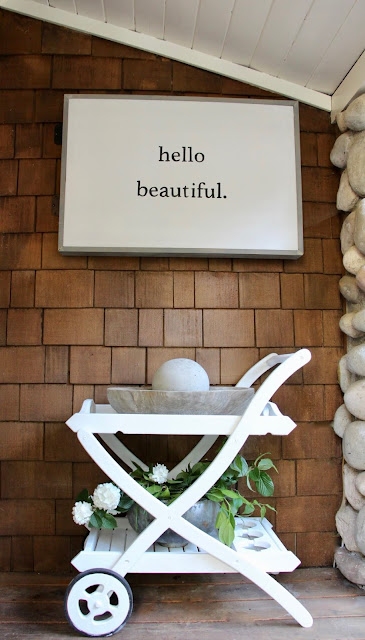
xmin=127 ymin=499 xmax=220 ymax=548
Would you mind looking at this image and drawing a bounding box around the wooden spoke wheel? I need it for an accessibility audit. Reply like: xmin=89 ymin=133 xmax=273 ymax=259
xmin=64 ymin=569 xmax=133 ymax=637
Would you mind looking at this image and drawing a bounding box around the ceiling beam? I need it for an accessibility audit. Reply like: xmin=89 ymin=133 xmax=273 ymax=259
xmin=331 ymin=50 xmax=365 ymax=122
xmin=0 ymin=0 xmax=331 ymax=112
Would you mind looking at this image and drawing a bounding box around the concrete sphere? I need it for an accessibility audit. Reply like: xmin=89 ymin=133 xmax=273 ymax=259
xmin=152 ymin=358 xmax=210 ymax=392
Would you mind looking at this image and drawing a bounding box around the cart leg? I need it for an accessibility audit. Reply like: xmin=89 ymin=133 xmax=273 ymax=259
xmin=170 ymin=518 xmax=313 ymax=628
xmin=237 ymin=564 xmax=313 ymax=628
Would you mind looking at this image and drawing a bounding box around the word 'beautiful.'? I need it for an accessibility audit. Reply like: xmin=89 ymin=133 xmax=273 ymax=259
xmin=136 ymin=146 xmax=227 ymax=199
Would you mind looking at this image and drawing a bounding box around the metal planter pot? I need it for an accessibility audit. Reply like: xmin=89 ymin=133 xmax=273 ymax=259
xmin=127 ymin=499 xmax=220 ymax=548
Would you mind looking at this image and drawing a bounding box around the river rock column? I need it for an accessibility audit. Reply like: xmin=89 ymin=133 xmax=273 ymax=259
xmin=332 ymin=94 xmax=365 ymax=585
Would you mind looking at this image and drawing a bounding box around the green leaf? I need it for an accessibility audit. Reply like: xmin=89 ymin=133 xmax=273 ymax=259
xmin=256 ymin=473 xmax=274 ymax=497
xmin=260 ymin=505 xmax=266 ymax=520
xmin=254 ymin=452 xmax=271 ymax=465
xmin=159 ymin=486 xmax=170 ymax=499
xmin=230 ymin=497 xmax=244 ymax=516
xmin=246 ymin=475 xmax=254 ymax=492
xmin=89 ymin=512 xmax=102 ymax=528
xmin=215 ymin=508 xmax=227 ymax=530
xmin=230 ymin=455 xmax=248 ymax=477
xmin=229 ymin=510 xmax=235 ymax=528
xmin=146 ymin=485 xmax=162 ymax=496
xmin=130 ymin=463 xmax=145 ymax=478
xmin=232 ymin=496 xmax=244 ymax=509
xmin=118 ymin=495 xmax=134 ymax=512
xmin=248 ymin=467 xmax=261 ymax=482
xmin=257 ymin=458 xmax=275 ymax=471
xmin=101 ymin=513 xmax=117 ymax=529
xmin=191 ymin=462 xmax=208 ymax=475
xmin=242 ymin=503 xmax=255 ymax=515
xmin=221 ymin=489 xmax=240 ymax=499
xmin=206 ymin=488 xmax=225 ymax=502
xmin=218 ymin=518 xmax=235 ymax=547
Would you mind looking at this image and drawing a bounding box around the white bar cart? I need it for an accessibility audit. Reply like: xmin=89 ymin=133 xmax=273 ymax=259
xmin=64 ymin=348 xmax=313 ymax=636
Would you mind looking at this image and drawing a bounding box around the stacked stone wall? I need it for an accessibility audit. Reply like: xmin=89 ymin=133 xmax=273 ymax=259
xmin=333 ymin=95 xmax=365 ymax=584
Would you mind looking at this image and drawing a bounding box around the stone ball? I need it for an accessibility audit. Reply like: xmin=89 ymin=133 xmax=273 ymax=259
xmin=343 ymin=420 xmax=365 ymax=470
xmin=152 ymin=358 xmax=210 ymax=392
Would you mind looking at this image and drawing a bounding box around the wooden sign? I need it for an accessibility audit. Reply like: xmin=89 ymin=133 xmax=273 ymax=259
xmin=59 ymin=96 xmax=303 ymax=258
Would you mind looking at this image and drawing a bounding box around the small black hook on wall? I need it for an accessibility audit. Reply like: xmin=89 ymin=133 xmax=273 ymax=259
xmin=54 ymin=123 xmax=63 ymax=145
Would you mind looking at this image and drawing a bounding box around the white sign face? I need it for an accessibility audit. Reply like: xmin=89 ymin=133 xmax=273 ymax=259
xmin=59 ymin=96 xmax=302 ymax=258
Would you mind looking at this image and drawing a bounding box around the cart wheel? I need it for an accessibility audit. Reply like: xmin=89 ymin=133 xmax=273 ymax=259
xmin=64 ymin=569 xmax=133 ymax=637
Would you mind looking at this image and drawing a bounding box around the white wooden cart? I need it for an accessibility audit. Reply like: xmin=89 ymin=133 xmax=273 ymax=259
xmin=64 ymin=348 xmax=313 ymax=636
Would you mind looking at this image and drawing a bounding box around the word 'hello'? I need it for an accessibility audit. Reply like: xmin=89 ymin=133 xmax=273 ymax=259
xmin=158 ymin=146 xmax=205 ymax=163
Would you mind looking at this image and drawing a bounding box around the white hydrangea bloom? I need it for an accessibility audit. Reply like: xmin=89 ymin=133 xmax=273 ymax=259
xmin=150 ymin=463 xmax=169 ymax=484
xmin=93 ymin=483 xmax=121 ymax=511
xmin=72 ymin=501 xmax=93 ymax=526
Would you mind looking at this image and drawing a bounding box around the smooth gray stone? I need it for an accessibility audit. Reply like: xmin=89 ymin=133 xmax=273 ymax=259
xmin=337 ymin=110 xmax=348 ymax=132
xmin=330 ymin=130 xmax=355 ymax=168
xmin=336 ymin=503 xmax=360 ymax=551
xmin=343 ymin=419 xmax=365 ymax=468
xmin=344 ymin=464 xmax=365 ymax=511
xmin=338 ymin=355 xmax=355 ymax=393
xmin=345 ymin=381 xmax=365 ymax=420
xmin=333 ymin=403 xmax=352 ymax=438
xmin=356 ymin=265 xmax=365 ymax=292
xmin=343 ymin=245 xmax=365 ymax=275
xmin=347 ymin=344 xmax=365 ymax=376
xmin=337 ymin=94 xmax=365 ymax=132
xmin=347 ymin=132 xmax=365 ymax=196
xmin=335 ymin=547 xmax=365 ymax=586
xmin=339 ymin=275 xmax=361 ymax=303
xmin=355 ymin=505 xmax=365 ymax=554
xmin=337 ymin=169 xmax=359 ymax=211
xmin=355 ymin=471 xmax=365 ymax=496
xmin=339 ymin=312 xmax=363 ymax=338
xmin=354 ymin=199 xmax=365 ymax=254
xmin=352 ymin=309 xmax=365 ymax=331
xmin=340 ymin=210 xmax=356 ymax=254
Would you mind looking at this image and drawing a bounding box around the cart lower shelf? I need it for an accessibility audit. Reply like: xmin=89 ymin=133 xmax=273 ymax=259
xmin=72 ymin=516 xmax=300 ymax=575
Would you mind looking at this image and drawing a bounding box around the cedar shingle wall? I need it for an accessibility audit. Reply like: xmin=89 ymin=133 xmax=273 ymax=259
xmin=0 ymin=9 xmax=343 ymax=571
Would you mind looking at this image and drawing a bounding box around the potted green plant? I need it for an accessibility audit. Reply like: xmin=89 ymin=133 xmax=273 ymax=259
xmin=73 ymin=452 xmax=277 ymax=548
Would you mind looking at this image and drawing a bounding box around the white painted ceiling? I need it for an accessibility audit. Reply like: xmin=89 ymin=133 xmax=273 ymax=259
xmin=2 ymin=0 xmax=365 ymax=115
